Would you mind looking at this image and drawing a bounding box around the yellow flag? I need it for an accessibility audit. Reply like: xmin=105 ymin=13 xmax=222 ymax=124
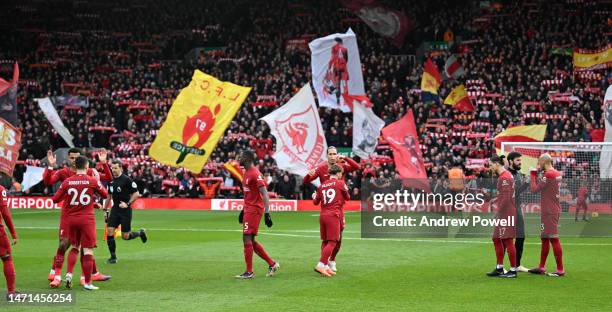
xmin=573 ymin=45 xmax=612 ymax=71
xmin=149 ymin=70 xmax=251 ymax=172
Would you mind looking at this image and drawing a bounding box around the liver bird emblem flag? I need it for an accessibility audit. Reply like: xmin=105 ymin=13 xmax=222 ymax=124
xmin=260 ymin=84 xmax=327 ymax=178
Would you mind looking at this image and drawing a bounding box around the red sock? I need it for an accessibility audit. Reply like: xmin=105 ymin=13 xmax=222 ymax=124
xmin=550 ymin=238 xmax=564 ymax=272
xmin=329 ymin=239 xmax=342 ymax=261
xmin=244 ymin=241 xmax=254 ymax=273
xmin=253 ymin=241 xmax=274 ymax=266
xmin=2 ymin=256 xmax=15 ymax=292
xmin=53 ymin=248 xmax=65 ymax=274
xmin=92 ymin=258 xmax=98 ymax=275
xmin=67 ymin=248 xmax=79 ymax=274
xmin=81 ymin=254 xmax=93 ymax=284
xmin=503 ymin=238 xmax=517 ymax=268
xmin=53 ymin=253 xmax=64 ymax=276
xmin=539 ymin=238 xmax=550 ymax=269
xmin=320 ymin=241 xmax=337 ymax=265
xmin=321 ymin=241 xmax=325 ymax=253
xmin=492 ymin=238 xmax=504 ymax=265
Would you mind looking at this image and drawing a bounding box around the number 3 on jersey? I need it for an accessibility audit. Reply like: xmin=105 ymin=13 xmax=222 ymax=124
xmin=67 ymin=188 xmax=91 ymax=206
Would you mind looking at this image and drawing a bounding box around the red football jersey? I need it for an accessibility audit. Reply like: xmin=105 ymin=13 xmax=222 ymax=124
xmin=313 ymin=178 xmax=350 ymax=217
xmin=577 ymin=186 xmax=588 ymax=203
xmin=0 ymin=185 xmax=17 ymax=239
xmin=495 ymin=170 xmax=516 ymax=218
xmin=242 ymin=166 xmax=266 ymax=214
xmin=52 ymin=174 xmax=109 ymax=220
xmin=43 ymin=164 xmax=112 ymax=186
xmin=531 ymin=168 xmax=562 ymax=215
xmin=303 ymin=157 xmax=359 ymax=185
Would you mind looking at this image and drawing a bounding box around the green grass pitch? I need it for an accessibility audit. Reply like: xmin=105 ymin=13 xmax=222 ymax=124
xmin=2 ymin=209 xmax=611 ymax=311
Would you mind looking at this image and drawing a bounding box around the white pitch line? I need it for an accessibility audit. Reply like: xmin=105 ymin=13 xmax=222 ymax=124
xmin=14 ymin=226 xmax=612 ymax=246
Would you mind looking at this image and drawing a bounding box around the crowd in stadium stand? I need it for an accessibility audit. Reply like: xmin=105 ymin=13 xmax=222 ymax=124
xmin=1 ymin=0 xmax=610 ymax=199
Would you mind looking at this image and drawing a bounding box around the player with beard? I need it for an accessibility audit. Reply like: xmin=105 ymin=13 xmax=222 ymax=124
xmin=506 ymin=152 xmax=530 ymax=272
xmin=303 ymin=146 xmax=359 ymax=273
xmin=528 ymin=154 xmax=565 ymax=277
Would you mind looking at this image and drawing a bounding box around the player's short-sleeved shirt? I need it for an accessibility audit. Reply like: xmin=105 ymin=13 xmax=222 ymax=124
xmin=52 ymin=174 xmax=109 ymax=221
xmin=242 ymin=166 xmax=266 ymax=214
xmin=577 ymin=187 xmax=588 ymax=203
xmin=109 ymin=174 xmax=138 ymax=210
xmin=531 ymin=169 xmax=562 ymax=215
xmin=314 ymin=178 xmax=350 ymax=217
xmin=496 ymin=170 xmax=516 ymax=218
xmin=304 ymin=157 xmax=359 ymax=185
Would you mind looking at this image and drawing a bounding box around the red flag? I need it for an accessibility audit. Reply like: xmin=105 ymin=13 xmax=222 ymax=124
xmin=339 ymin=0 xmax=414 ymax=47
xmin=381 ymin=110 xmax=430 ymax=191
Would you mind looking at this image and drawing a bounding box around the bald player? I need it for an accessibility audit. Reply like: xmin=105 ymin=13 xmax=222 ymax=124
xmin=528 ymin=154 xmax=565 ymax=277
xmin=303 ymin=146 xmax=359 ymax=273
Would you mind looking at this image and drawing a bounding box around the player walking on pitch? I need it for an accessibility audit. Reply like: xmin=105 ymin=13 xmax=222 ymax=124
xmin=528 ymin=153 xmax=565 ymax=277
xmin=51 ymin=156 xmax=109 ymax=290
xmin=44 ymin=148 xmax=112 ymax=287
xmin=312 ymin=165 xmax=349 ymax=277
xmin=304 ymin=146 xmax=359 ymax=273
xmin=235 ymin=151 xmax=279 ymax=279
xmin=486 ymin=155 xmax=518 ymax=278
xmin=0 ymin=185 xmax=18 ymax=297
xmin=104 ymin=161 xmax=147 ymax=264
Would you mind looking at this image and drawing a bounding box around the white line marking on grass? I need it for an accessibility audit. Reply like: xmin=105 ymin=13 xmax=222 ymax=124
xmin=15 ymin=226 xmax=612 ymax=246
xmin=10 ymin=210 xmax=57 ymax=214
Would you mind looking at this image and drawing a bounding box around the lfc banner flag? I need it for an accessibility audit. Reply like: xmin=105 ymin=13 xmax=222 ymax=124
xmin=0 ymin=117 xmax=21 ymax=176
xmin=309 ymin=28 xmax=365 ymax=112
xmin=149 ymin=70 xmax=251 ymax=173
xmin=381 ymin=110 xmax=429 ymax=191
xmin=351 ymin=96 xmax=385 ymax=159
xmin=260 ymin=84 xmax=327 ymax=178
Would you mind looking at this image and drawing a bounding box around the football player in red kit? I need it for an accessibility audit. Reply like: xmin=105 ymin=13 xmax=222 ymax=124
xmin=44 ymin=148 xmax=112 ymax=286
xmin=312 ymin=165 xmax=349 ymax=277
xmin=304 ymin=146 xmax=359 ymax=273
xmin=235 ymin=151 xmax=279 ymax=279
xmin=575 ymin=179 xmax=589 ymax=222
xmin=485 ymin=155 xmax=518 ymax=278
xmin=528 ymin=153 xmax=565 ymax=277
xmin=0 ymin=185 xmax=18 ymax=297
xmin=51 ymin=156 xmax=109 ymax=290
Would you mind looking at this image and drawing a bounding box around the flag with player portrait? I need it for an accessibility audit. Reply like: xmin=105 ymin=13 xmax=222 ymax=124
xmin=149 ymin=70 xmax=251 ymax=173
xmin=381 ymin=110 xmax=429 ymax=191
xmin=351 ymin=95 xmax=385 ymax=159
xmin=309 ymin=28 xmax=365 ymax=112
xmin=260 ymin=84 xmax=327 ymax=179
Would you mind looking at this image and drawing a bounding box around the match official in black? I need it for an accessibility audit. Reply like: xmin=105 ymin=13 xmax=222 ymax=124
xmin=506 ymin=152 xmax=529 ymax=272
xmin=104 ymin=161 xmax=148 ymax=264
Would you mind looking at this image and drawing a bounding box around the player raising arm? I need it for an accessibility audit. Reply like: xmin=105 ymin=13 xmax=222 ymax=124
xmin=485 ymin=155 xmax=518 ymax=278
xmin=44 ymin=148 xmax=111 ymax=286
xmin=528 ymin=153 xmax=565 ymax=277
xmin=312 ymin=164 xmax=349 ymax=277
xmin=303 ymin=146 xmax=359 ymax=273
xmin=52 ymin=156 xmax=109 ymax=290
xmin=0 ymin=185 xmax=18 ymax=298
xmin=235 ymin=150 xmax=279 ymax=279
